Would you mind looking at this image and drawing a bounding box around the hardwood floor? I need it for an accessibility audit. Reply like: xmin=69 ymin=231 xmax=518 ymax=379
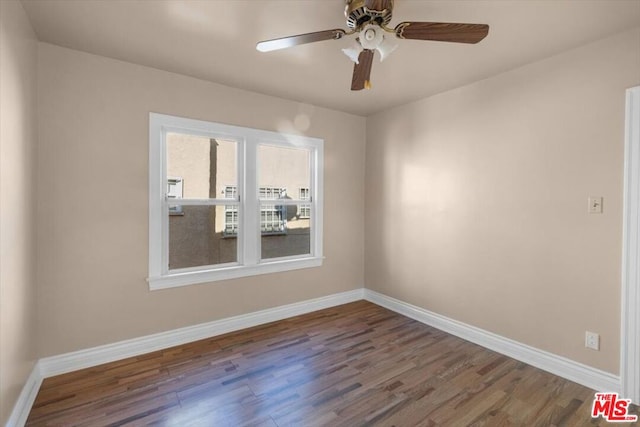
xmin=26 ymin=301 xmax=638 ymax=426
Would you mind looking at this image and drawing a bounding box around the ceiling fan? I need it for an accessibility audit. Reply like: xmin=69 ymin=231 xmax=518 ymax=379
xmin=256 ymin=0 xmax=489 ymax=91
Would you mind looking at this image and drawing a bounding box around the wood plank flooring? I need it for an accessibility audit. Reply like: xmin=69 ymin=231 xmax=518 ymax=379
xmin=26 ymin=301 xmax=639 ymax=426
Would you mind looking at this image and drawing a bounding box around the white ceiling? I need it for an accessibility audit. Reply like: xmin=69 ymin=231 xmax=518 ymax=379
xmin=21 ymin=0 xmax=640 ymax=116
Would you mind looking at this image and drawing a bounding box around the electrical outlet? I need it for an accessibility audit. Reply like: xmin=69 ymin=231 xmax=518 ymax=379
xmin=585 ymin=331 xmax=600 ymax=350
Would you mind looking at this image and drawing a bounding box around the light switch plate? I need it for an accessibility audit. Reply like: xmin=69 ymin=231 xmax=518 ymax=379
xmin=588 ymin=196 xmax=603 ymax=214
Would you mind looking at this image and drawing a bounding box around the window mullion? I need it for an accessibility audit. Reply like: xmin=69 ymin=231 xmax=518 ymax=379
xmin=243 ymin=137 xmax=259 ymax=265
xmin=235 ymin=140 xmax=245 ymax=264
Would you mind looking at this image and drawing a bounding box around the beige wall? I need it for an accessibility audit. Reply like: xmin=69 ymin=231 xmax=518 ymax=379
xmin=0 ymin=0 xmax=39 ymax=423
xmin=36 ymin=42 xmax=366 ymax=357
xmin=365 ymin=28 xmax=640 ymax=374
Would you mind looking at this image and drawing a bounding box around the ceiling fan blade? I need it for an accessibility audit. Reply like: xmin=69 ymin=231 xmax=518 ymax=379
xmin=257 ymin=29 xmax=346 ymax=52
xmin=395 ymin=22 xmax=489 ymax=44
xmin=351 ymin=49 xmax=375 ymax=91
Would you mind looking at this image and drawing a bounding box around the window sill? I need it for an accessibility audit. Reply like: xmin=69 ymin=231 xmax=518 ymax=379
xmin=147 ymin=256 xmax=323 ymax=291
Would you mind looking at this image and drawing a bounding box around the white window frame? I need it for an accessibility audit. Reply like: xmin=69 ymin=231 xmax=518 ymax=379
xmin=148 ymin=113 xmax=324 ymax=290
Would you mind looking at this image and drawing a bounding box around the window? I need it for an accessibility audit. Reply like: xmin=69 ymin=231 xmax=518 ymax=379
xmin=149 ymin=113 xmax=323 ymax=289
xmin=223 ymin=186 xmax=238 ymax=236
xmin=167 ymin=177 xmax=183 ymax=215
xmin=299 ymin=188 xmax=310 ymax=219
xmin=259 ymin=187 xmax=286 ymax=234
xmin=225 ymin=185 xmax=287 ymax=235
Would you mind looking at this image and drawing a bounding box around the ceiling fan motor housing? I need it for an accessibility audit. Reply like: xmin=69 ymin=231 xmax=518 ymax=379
xmin=345 ymin=0 xmax=394 ymax=29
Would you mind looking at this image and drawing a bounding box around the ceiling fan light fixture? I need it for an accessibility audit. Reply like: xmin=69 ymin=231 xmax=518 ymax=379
xmin=342 ymin=41 xmax=363 ymax=64
xmin=364 ymin=28 xmax=376 ymax=41
xmin=358 ymin=24 xmax=383 ymax=50
xmin=376 ymin=35 xmax=398 ymax=62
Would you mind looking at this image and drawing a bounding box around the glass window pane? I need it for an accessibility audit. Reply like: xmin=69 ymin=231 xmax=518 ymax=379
xmin=258 ymin=145 xmax=310 ymax=200
xmin=261 ymin=204 xmax=310 ymax=260
xmin=167 ymin=133 xmax=237 ymax=199
xmin=169 ymin=205 xmax=237 ymax=270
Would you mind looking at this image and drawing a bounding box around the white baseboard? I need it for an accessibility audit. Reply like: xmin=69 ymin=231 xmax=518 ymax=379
xmin=364 ymin=289 xmax=621 ymax=393
xmin=7 ymin=288 xmax=363 ymax=426
xmin=8 ymin=287 xmax=622 ymax=426
xmin=38 ymin=288 xmax=364 ymax=378
xmin=5 ymin=361 xmax=43 ymax=427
